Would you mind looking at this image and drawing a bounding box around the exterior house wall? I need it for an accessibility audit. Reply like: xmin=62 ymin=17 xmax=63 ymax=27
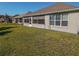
xmin=49 ymin=12 xmax=79 ymax=34
xmin=23 ymin=21 xmax=45 ymax=28
xmin=23 ymin=18 xmax=30 ymax=26
xmin=12 ymin=18 xmax=16 ymax=23
xmin=31 ymin=16 xmax=45 ymax=28
xmin=23 ymin=16 xmax=45 ymax=28
xmin=78 ymin=17 xmax=79 ymax=33
xmin=14 ymin=18 xmax=23 ymax=24
xmin=45 ymin=15 xmax=50 ymax=29
xmin=0 ymin=18 xmax=5 ymax=22
xmin=46 ymin=14 xmax=71 ymax=33
xmin=32 ymin=24 xmax=45 ymax=28
xmin=12 ymin=18 xmax=15 ymax=23
xmin=22 ymin=12 xmax=79 ymax=34
xmin=68 ymin=12 xmax=79 ymax=34
xmin=50 ymin=25 xmax=69 ymax=33
xmin=77 ymin=13 xmax=79 ymax=34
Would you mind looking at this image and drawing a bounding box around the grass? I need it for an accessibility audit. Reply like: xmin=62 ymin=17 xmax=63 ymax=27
xmin=0 ymin=23 xmax=79 ymax=56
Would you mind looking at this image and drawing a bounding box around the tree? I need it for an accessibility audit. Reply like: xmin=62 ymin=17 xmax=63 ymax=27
xmin=13 ymin=14 xmax=19 ymax=17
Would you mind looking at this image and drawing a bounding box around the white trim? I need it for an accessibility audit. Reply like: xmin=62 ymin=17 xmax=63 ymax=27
xmin=47 ymin=8 xmax=79 ymax=14
xmin=49 ymin=13 xmax=69 ymax=28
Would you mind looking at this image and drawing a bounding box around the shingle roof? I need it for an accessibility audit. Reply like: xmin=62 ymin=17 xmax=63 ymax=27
xmin=24 ymin=3 xmax=79 ymax=17
xmin=23 ymin=12 xmax=34 ymax=17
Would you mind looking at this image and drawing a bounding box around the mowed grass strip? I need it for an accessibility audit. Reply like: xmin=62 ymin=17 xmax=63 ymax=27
xmin=0 ymin=23 xmax=79 ymax=56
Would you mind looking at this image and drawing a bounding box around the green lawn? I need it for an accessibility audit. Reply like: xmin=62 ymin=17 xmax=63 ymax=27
xmin=0 ymin=23 xmax=79 ymax=56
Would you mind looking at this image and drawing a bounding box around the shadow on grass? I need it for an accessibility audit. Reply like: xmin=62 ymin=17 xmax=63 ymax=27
xmin=0 ymin=31 xmax=12 ymax=36
xmin=0 ymin=27 xmax=15 ymax=31
xmin=0 ymin=26 xmax=15 ymax=36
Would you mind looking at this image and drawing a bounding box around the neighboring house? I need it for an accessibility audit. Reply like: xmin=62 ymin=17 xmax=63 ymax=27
xmin=13 ymin=12 xmax=32 ymax=24
xmin=13 ymin=16 xmax=23 ymax=24
xmin=0 ymin=15 xmax=5 ymax=22
xmin=14 ymin=3 xmax=79 ymax=34
xmin=0 ymin=15 xmax=13 ymax=23
xmin=0 ymin=18 xmax=5 ymax=22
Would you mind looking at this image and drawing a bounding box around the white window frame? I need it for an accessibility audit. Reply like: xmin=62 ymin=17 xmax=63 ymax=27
xmin=50 ymin=13 xmax=68 ymax=27
xmin=61 ymin=13 xmax=68 ymax=27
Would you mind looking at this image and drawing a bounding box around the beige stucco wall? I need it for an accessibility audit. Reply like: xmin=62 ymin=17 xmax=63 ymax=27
xmin=23 ymin=17 xmax=45 ymax=28
xmin=45 ymin=15 xmax=50 ymax=29
xmin=31 ymin=16 xmax=45 ymax=28
xmin=24 ymin=23 xmax=45 ymax=28
xmin=68 ymin=12 xmax=79 ymax=34
xmin=12 ymin=18 xmax=16 ymax=23
xmin=50 ymin=12 xmax=79 ymax=34
xmin=23 ymin=18 xmax=31 ymax=27
xmin=76 ymin=13 xmax=79 ymax=33
xmin=13 ymin=18 xmax=23 ymax=24
xmin=23 ymin=12 xmax=79 ymax=34
xmin=32 ymin=24 xmax=45 ymax=28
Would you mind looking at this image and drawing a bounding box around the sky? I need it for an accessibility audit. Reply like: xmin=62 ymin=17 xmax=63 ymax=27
xmin=0 ymin=2 xmax=79 ymax=15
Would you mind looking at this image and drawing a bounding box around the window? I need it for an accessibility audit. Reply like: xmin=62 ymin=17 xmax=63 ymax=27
xmin=50 ymin=21 xmax=54 ymax=25
xmin=62 ymin=21 xmax=68 ymax=26
xmin=24 ymin=17 xmax=31 ymax=24
xmin=33 ymin=16 xmax=45 ymax=24
xmin=55 ymin=14 xmax=61 ymax=26
xmin=15 ymin=19 xmax=18 ymax=23
xmin=19 ymin=18 xmax=22 ymax=23
xmin=24 ymin=19 xmax=27 ymax=23
xmin=38 ymin=19 xmax=45 ymax=24
xmin=24 ymin=18 xmax=29 ymax=23
xmin=33 ymin=19 xmax=37 ymax=23
xmin=50 ymin=14 xmax=61 ymax=26
xmin=50 ymin=13 xmax=68 ymax=27
xmin=33 ymin=17 xmax=38 ymax=24
xmin=56 ymin=14 xmax=61 ymax=21
xmin=50 ymin=15 xmax=54 ymax=21
xmin=50 ymin=15 xmax=54 ymax=25
xmin=56 ymin=21 xmax=60 ymax=26
xmin=62 ymin=13 xmax=68 ymax=26
xmin=62 ymin=13 xmax=68 ymax=21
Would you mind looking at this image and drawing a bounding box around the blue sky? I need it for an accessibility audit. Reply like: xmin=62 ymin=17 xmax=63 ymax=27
xmin=0 ymin=2 xmax=79 ymax=15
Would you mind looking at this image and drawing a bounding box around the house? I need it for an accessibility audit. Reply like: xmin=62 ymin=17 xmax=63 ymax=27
xmin=13 ymin=15 xmax=23 ymax=24
xmin=14 ymin=3 xmax=79 ymax=34
xmin=0 ymin=15 xmax=13 ymax=23
xmin=0 ymin=18 xmax=5 ymax=22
